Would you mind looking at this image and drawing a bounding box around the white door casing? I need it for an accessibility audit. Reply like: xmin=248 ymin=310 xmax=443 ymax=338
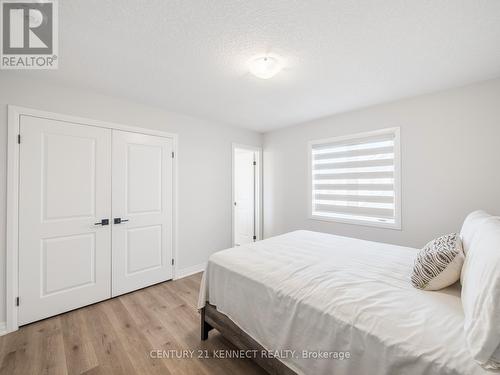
xmin=111 ymin=130 xmax=173 ymax=296
xmin=18 ymin=116 xmax=112 ymax=325
xmin=233 ymin=148 xmax=256 ymax=246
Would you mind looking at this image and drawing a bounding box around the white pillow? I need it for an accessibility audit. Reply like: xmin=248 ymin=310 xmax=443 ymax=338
xmin=411 ymin=233 xmax=464 ymax=291
xmin=460 ymin=210 xmax=491 ymax=255
xmin=461 ymin=217 xmax=500 ymax=370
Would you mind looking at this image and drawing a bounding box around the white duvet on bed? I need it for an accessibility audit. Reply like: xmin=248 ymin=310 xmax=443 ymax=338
xmin=198 ymin=230 xmax=494 ymax=375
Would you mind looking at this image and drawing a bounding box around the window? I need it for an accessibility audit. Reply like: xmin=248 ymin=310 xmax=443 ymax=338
xmin=309 ymin=128 xmax=401 ymax=229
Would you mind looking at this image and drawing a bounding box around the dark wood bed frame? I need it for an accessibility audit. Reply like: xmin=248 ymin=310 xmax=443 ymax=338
xmin=201 ymin=304 xmax=296 ymax=375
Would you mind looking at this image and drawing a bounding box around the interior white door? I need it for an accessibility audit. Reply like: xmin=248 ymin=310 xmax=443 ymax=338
xmin=233 ymin=149 xmax=256 ymax=246
xmin=18 ymin=116 xmax=112 ymax=325
xmin=112 ymin=131 xmax=173 ymax=296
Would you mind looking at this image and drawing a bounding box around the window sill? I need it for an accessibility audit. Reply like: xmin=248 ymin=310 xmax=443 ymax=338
xmin=309 ymin=214 xmax=402 ymax=230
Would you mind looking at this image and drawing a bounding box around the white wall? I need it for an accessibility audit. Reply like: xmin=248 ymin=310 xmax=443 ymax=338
xmin=263 ymin=78 xmax=500 ymax=247
xmin=0 ymin=74 xmax=262 ymax=324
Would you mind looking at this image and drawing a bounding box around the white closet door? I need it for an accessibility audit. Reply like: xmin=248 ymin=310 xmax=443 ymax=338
xmin=112 ymin=131 xmax=173 ymax=296
xmin=18 ymin=116 xmax=112 ymax=325
xmin=234 ymin=149 xmax=256 ymax=246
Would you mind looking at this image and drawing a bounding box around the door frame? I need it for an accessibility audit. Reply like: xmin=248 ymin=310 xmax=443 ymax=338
xmin=6 ymin=105 xmax=179 ymax=334
xmin=231 ymin=143 xmax=262 ymax=247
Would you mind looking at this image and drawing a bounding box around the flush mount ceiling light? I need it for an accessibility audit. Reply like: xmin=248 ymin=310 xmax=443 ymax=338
xmin=248 ymin=56 xmax=282 ymax=79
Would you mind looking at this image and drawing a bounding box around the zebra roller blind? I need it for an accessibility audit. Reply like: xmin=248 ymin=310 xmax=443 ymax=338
xmin=310 ymin=128 xmax=401 ymax=229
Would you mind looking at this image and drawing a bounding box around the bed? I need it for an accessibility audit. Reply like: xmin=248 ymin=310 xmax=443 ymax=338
xmin=198 ymin=230 xmax=492 ymax=375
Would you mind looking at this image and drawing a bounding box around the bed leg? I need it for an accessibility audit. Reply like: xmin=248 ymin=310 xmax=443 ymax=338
xmin=200 ymin=307 xmax=213 ymax=341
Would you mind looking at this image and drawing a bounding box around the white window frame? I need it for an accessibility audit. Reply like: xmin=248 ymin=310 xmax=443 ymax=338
xmin=308 ymin=127 xmax=401 ymax=230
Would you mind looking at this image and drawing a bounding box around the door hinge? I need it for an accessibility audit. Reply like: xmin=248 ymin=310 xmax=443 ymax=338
xmin=253 ymin=161 xmax=256 ymax=166
xmin=171 ymin=258 xmax=174 ymax=266
xmin=171 ymin=152 xmax=174 ymax=158
xmin=253 ymin=235 xmax=257 ymax=240
xmin=17 ymin=134 xmax=21 ymax=144
xmin=16 ymin=297 xmax=19 ymax=306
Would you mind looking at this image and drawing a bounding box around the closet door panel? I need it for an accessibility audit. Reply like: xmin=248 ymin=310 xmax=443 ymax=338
xmin=18 ymin=116 xmax=112 ymax=325
xmin=112 ymin=131 xmax=173 ymax=296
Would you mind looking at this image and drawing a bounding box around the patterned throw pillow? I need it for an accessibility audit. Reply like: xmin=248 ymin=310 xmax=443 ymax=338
xmin=411 ymin=233 xmax=465 ymax=291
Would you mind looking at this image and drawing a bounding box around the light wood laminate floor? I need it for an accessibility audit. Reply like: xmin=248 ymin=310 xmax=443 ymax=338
xmin=0 ymin=273 xmax=266 ymax=375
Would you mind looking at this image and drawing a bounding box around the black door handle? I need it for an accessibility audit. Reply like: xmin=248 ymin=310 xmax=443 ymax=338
xmin=94 ymin=219 xmax=109 ymax=226
xmin=114 ymin=218 xmax=129 ymax=224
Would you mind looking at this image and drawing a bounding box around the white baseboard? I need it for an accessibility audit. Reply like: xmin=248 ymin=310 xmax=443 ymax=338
xmin=175 ymin=262 xmax=206 ymax=280
xmin=0 ymin=322 xmax=7 ymax=336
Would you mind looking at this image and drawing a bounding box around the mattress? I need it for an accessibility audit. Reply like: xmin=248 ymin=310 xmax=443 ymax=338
xmin=198 ymin=230 xmax=491 ymax=375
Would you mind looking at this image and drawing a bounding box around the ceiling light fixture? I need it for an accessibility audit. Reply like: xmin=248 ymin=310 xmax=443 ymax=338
xmin=249 ymin=56 xmax=282 ymax=79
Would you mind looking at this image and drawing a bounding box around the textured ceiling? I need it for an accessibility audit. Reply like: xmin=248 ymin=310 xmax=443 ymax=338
xmin=7 ymin=0 xmax=500 ymax=132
